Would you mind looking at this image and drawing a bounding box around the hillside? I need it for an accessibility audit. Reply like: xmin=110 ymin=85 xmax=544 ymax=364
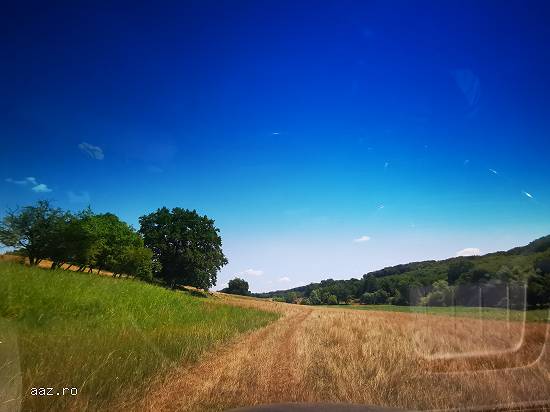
xmin=0 ymin=262 xmax=278 ymax=411
xmin=255 ymin=235 xmax=550 ymax=308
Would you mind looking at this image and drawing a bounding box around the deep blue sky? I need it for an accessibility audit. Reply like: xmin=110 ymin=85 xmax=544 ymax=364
xmin=2 ymin=1 xmax=550 ymax=291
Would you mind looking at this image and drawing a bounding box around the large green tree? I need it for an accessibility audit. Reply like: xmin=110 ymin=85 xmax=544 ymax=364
xmin=138 ymin=207 xmax=227 ymax=289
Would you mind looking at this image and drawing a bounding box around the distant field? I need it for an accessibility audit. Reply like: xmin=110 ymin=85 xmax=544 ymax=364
xmin=0 ymin=262 xmax=279 ymax=411
xmin=322 ymin=304 xmax=549 ymax=322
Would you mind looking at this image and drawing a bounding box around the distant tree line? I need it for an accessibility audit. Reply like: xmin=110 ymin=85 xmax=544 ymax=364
xmin=256 ymin=236 xmax=550 ymax=309
xmin=0 ymin=201 xmax=227 ymax=289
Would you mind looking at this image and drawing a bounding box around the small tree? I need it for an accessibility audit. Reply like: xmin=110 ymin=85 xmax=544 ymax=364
xmin=360 ymin=292 xmax=376 ymax=304
xmin=421 ymin=280 xmax=453 ymax=307
xmin=326 ymin=294 xmax=338 ymax=305
xmin=374 ymin=289 xmax=389 ymax=304
xmin=308 ymin=289 xmax=323 ymax=305
xmin=84 ymin=213 xmax=142 ymax=273
xmin=285 ymin=292 xmax=299 ymax=304
xmin=0 ymin=201 xmax=66 ymax=265
xmin=223 ymin=278 xmax=250 ymax=295
xmin=113 ymin=245 xmax=157 ymax=282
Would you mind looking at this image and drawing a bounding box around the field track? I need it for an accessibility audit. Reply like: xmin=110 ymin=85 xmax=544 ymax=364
xmin=136 ymin=296 xmax=550 ymax=412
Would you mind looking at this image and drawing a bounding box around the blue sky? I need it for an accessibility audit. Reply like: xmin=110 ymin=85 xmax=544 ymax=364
xmin=1 ymin=1 xmax=550 ymax=291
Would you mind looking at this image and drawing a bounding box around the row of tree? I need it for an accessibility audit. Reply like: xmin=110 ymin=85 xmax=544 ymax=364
xmin=0 ymin=201 xmax=228 ymax=289
xmin=258 ymin=235 xmax=550 ymax=308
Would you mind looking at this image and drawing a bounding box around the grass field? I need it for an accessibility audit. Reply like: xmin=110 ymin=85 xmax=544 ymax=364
xmin=0 ymin=262 xmax=279 ymax=411
xmin=2 ymin=261 xmax=549 ymax=411
xmin=323 ymin=304 xmax=549 ymax=322
xmin=144 ymin=298 xmax=550 ymax=411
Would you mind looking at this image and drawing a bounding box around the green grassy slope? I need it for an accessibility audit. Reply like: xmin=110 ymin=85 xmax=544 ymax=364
xmin=0 ymin=262 xmax=279 ymax=411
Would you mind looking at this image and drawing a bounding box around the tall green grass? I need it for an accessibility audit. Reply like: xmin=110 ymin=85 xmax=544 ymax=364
xmin=326 ymin=304 xmax=549 ymax=322
xmin=0 ymin=262 xmax=279 ymax=411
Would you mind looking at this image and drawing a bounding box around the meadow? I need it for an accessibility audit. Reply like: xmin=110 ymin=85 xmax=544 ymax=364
xmin=145 ymin=298 xmax=550 ymax=411
xmin=325 ymin=304 xmax=549 ymax=322
xmin=2 ymin=261 xmax=549 ymax=412
xmin=0 ymin=262 xmax=279 ymax=411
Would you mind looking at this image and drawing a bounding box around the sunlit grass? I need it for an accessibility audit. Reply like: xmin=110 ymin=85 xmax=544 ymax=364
xmin=323 ymin=304 xmax=549 ymax=322
xmin=0 ymin=262 xmax=279 ymax=411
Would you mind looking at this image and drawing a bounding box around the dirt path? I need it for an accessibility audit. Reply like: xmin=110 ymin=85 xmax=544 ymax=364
xmin=139 ymin=298 xmax=550 ymax=412
xmin=141 ymin=302 xmax=313 ymax=412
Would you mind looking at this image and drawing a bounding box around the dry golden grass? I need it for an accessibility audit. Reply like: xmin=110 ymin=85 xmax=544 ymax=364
xmin=4 ymin=256 xmax=546 ymax=410
xmin=140 ymin=297 xmax=550 ymax=412
xmin=0 ymin=253 xmax=114 ymax=275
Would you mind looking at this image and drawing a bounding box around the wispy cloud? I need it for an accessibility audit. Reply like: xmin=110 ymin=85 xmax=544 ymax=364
xmin=378 ymin=204 xmax=385 ymax=210
xmin=278 ymin=276 xmax=291 ymax=283
xmin=78 ymin=142 xmax=104 ymax=160
xmin=240 ymin=268 xmax=263 ymax=277
xmin=271 ymin=132 xmax=280 ymax=135
xmin=353 ymin=235 xmax=371 ymax=243
xmin=455 ymin=247 xmax=481 ymax=257
xmin=488 ymin=168 xmax=498 ymax=175
xmin=67 ymin=191 xmax=90 ymax=203
xmin=522 ymin=191 xmax=533 ymax=199
xmin=6 ymin=176 xmax=52 ymax=193
xmin=384 ymin=161 xmax=389 ymax=169
xmin=6 ymin=177 xmax=36 ymax=185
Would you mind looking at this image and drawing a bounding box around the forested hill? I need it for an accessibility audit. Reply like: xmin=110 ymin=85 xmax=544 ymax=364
xmin=253 ymin=235 xmax=550 ymax=308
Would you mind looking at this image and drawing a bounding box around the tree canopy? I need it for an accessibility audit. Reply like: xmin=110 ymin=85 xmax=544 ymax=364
xmin=139 ymin=207 xmax=228 ymax=289
xmin=223 ymin=277 xmax=250 ymax=296
xmin=0 ymin=201 xmax=156 ymax=281
xmin=0 ymin=201 xmax=69 ymax=266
